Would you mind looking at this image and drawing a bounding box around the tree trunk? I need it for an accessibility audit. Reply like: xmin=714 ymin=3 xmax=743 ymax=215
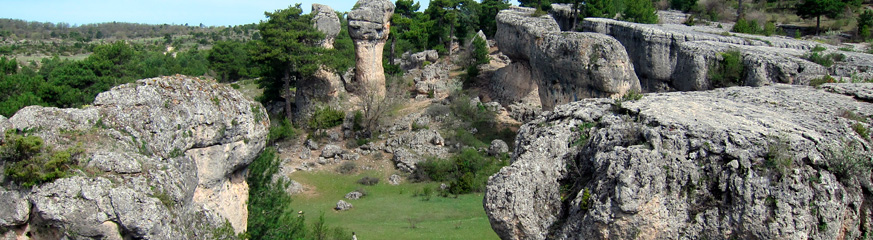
xmin=389 ymin=34 xmax=396 ymax=66
xmin=571 ymin=2 xmax=579 ymax=31
xmin=816 ymin=15 xmax=821 ymax=35
xmin=282 ymin=69 xmax=293 ymax=121
xmin=448 ymin=19 xmax=454 ymax=62
xmin=737 ymin=0 xmax=745 ymax=21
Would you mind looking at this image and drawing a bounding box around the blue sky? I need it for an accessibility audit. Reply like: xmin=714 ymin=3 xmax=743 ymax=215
xmin=0 ymin=0 xmax=434 ymax=26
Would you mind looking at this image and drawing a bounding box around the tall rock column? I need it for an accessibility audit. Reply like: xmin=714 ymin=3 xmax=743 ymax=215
xmin=312 ymin=4 xmax=341 ymax=49
xmin=348 ymin=0 xmax=394 ymax=97
xmin=294 ymin=4 xmax=345 ymax=123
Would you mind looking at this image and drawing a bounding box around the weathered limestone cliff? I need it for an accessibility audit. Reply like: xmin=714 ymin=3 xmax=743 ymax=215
xmin=0 ymin=75 xmax=268 ymax=239
xmin=348 ymin=0 xmax=394 ymax=97
xmin=493 ymin=7 xmax=641 ymax=111
xmin=581 ymin=17 xmax=873 ymax=91
xmin=485 ymin=83 xmax=873 ymax=239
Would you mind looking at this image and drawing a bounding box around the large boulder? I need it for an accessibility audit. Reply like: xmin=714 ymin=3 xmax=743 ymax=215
xmin=1 ymin=75 xmax=268 ymax=239
xmin=348 ymin=0 xmax=395 ymax=97
xmin=532 ymin=32 xmax=641 ymax=110
xmin=485 ymin=83 xmax=873 ymax=239
xmin=294 ymin=66 xmax=346 ymax=124
xmin=312 ymin=4 xmax=341 ymax=49
xmin=493 ymin=7 xmax=641 ymax=110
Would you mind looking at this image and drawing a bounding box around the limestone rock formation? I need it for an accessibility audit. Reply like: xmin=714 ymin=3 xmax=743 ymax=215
xmin=581 ymin=17 xmax=873 ymax=91
xmin=312 ymin=4 xmax=341 ymax=49
xmin=348 ymin=0 xmax=395 ymax=97
xmin=493 ymin=7 xmax=641 ymax=110
xmin=485 ymin=83 xmax=873 ymax=240
xmin=0 ymin=75 xmax=268 ymax=239
xmin=385 ymin=128 xmax=448 ymax=172
xmin=400 ymin=50 xmax=439 ymax=71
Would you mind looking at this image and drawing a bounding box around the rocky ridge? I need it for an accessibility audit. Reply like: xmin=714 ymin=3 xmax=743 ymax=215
xmin=0 ymin=75 xmax=268 ymax=239
xmin=580 ymin=17 xmax=873 ymax=91
xmin=485 ymin=83 xmax=873 ymax=239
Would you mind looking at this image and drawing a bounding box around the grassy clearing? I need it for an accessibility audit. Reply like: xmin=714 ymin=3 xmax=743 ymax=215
xmin=288 ymin=170 xmax=499 ymax=240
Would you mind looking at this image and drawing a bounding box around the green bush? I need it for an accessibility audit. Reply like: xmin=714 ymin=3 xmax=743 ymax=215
xmin=732 ymin=18 xmax=763 ymax=35
xmin=827 ymin=140 xmax=873 ymax=182
xmin=337 ymin=161 xmax=356 ymax=174
xmin=2 ymin=131 xmax=84 ymax=187
xmin=809 ymin=75 xmax=837 ymax=87
xmin=851 ymin=123 xmax=869 ymax=139
xmin=803 ymin=52 xmax=845 ymax=67
xmin=708 ymin=50 xmax=745 ymax=87
xmin=308 ymin=107 xmax=345 ymax=130
xmin=412 ymin=148 xmax=508 ymax=194
xmin=859 ymin=10 xmax=873 ymax=40
xmin=268 ymin=118 xmax=298 ymax=143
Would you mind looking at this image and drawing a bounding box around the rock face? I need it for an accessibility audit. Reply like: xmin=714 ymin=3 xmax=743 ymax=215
xmin=493 ymin=7 xmax=641 ymax=110
xmin=312 ymin=4 xmax=341 ymax=49
xmin=385 ymin=129 xmax=448 ymax=172
xmin=294 ymin=66 xmax=346 ymax=124
xmin=348 ymin=0 xmax=395 ymax=97
xmin=485 ymin=83 xmax=873 ymax=239
xmin=581 ymin=18 xmax=873 ymax=91
xmin=0 ymin=75 xmax=269 ymax=239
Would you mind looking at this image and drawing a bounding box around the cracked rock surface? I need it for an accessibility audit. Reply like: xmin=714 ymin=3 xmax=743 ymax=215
xmin=0 ymin=75 xmax=268 ymax=239
xmin=485 ymin=83 xmax=873 ymax=240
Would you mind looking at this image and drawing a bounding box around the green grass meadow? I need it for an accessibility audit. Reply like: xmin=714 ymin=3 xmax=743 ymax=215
xmin=287 ymin=170 xmax=499 ymax=240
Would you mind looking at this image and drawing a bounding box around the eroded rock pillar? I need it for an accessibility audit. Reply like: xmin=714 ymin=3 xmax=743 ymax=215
xmin=348 ymin=0 xmax=394 ymax=97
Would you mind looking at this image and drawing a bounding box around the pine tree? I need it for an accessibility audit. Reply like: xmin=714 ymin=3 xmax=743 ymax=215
xmin=251 ymin=4 xmax=324 ymax=121
xmin=796 ymin=0 xmax=845 ymax=35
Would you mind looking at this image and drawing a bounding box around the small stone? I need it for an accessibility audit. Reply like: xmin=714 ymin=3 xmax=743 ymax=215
xmin=335 ymin=200 xmax=353 ymax=211
xmin=388 ymin=174 xmax=402 ymax=185
xmin=345 ymin=191 xmax=363 ymax=200
xmin=305 ymin=139 xmax=319 ymax=150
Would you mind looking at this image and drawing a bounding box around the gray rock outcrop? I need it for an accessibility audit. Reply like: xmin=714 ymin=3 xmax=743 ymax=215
xmin=400 ymin=50 xmax=439 ymax=70
xmin=581 ymin=18 xmax=873 ymax=91
xmin=348 ymin=0 xmax=395 ymax=97
xmin=0 ymin=75 xmax=268 ymax=239
xmin=321 ymin=144 xmax=343 ymax=158
xmin=312 ymin=4 xmax=341 ymax=49
xmin=385 ymin=129 xmax=448 ymax=172
xmin=493 ymin=7 xmax=641 ymax=110
xmin=485 ymin=83 xmax=873 ymax=239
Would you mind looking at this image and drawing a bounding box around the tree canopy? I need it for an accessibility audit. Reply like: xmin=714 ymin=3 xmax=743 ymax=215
xmin=251 ymin=4 xmax=324 ymax=120
xmin=796 ymin=0 xmax=845 ymax=35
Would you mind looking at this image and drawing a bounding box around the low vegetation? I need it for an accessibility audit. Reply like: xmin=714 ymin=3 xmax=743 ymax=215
xmin=708 ymin=50 xmax=745 ymax=88
xmin=308 ymin=106 xmax=345 ymax=130
xmin=412 ymin=148 xmax=509 ymax=194
xmin=288 ymin=170 xmax=499 ymax=239
xmin=1 ymin=130 xmax=85 ymax=187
